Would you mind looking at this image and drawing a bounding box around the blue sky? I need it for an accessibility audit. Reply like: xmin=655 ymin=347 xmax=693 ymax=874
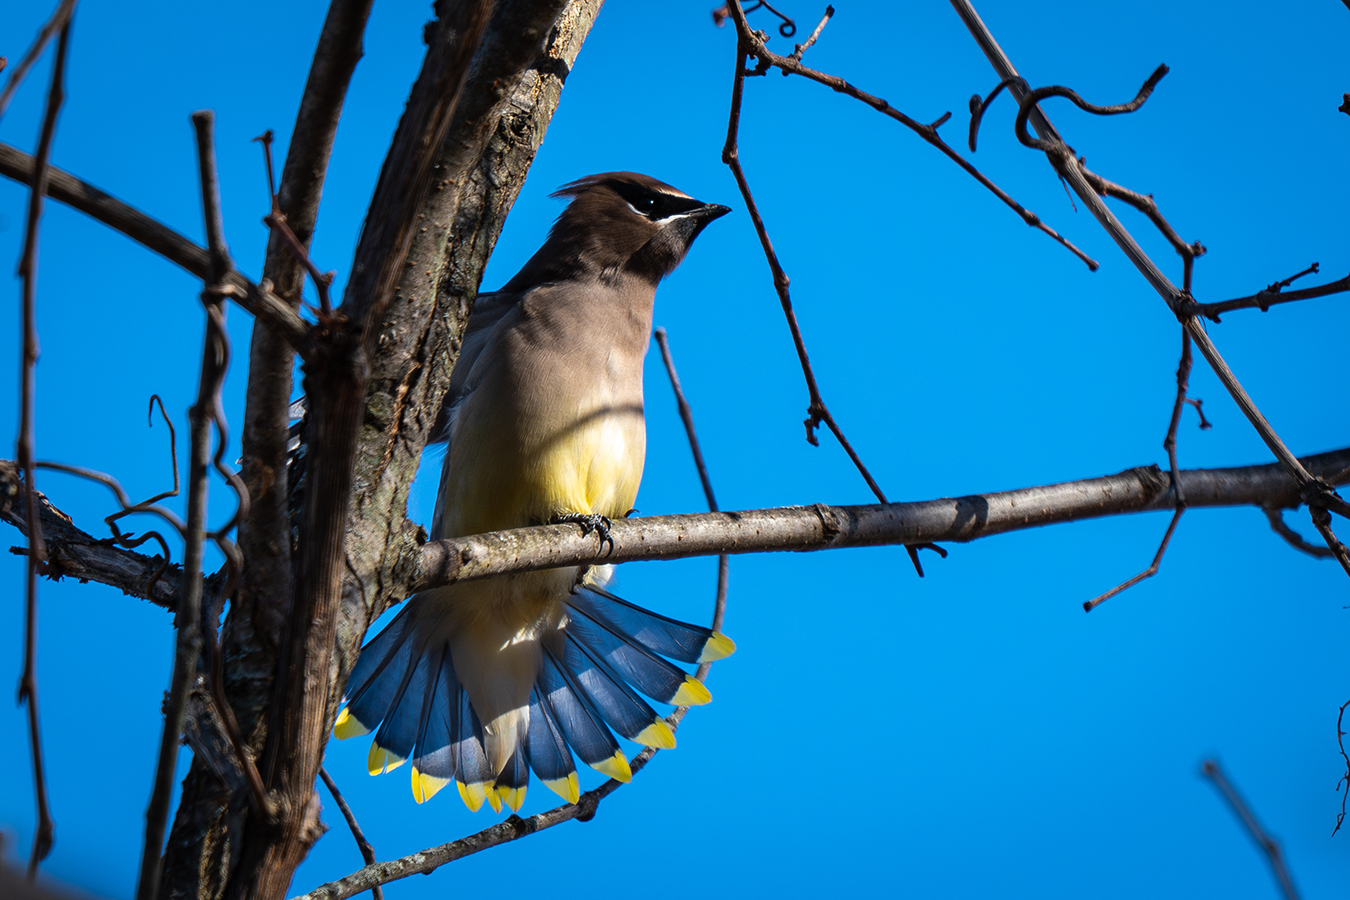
xmin=1 ymin=1 xmax=1348 ymax=897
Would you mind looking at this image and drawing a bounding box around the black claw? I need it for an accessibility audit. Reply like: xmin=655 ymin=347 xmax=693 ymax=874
xmin=553 ymin=512 xmax=615 ymax=556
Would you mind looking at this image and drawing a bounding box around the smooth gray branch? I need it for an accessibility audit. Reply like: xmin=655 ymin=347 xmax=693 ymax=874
xmin=412 ymin=448 xmax=1350 ymax=591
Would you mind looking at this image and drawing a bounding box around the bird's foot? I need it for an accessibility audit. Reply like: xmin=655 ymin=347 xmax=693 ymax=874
xmin=553 ymin=512 xmax=615 ymax=556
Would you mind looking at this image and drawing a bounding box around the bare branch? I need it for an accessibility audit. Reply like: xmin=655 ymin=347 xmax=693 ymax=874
xmin=0 ymin=0 xmax=77 ymax=122
xmin=0 ymin=143 xmax=312 ymax=353
xmin=1082 ymin=507 xmax=1184 ymax=613
xmin=722 ymin=2 xmax=1098 ymax=270
xmin=1186 ymin=271 xmax=1350 ymax=323
xmin=948 ymin=0 xmax=1350 ymax=572
xmin=654 ymin=327 xmax=729 ymax=640
xmin=788 ymin=5 xmax=834 ymax=64
xmin=15 ymin=15 xmax=71 ymax=878
xmin=1201 ymin=760 xmax=1301 ymax=900
xmin=134 ymin=108 xmax=239 ymax=900
xmin=1263 ymin=507 xmax=1335 ymax=559
xmin=1334 ymin=700 xmax=1349 ymax=836
xmin=1084 ymin=327 xmax=1200 ymax=612
xmin=0 ymin=460 xmax=183 ymax=610
xmin=413 ymin=447 xmax=1350 ymax=592
xmin=719 ymin=8 xmax=941 ymax=577
xmin=317 ymin=769 xmax=382 ymax=900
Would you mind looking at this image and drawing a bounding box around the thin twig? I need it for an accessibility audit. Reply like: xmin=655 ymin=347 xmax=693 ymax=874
xmin=0 ymin=461 xmax=184 ymax=610
xmin=653 ymin=329 xmax=720 ymax=513
xmin=948 ymin=0 xmax=1350 ymax=575
xmin=1263 ymin=508 xmax=1334 ymax=559
xmin=788 ymin=5 xmax=833 ymax=64
xmin=134 ymin=109 xmax=234 ymax=900
xmin=1186 ymin=271 xmax=1350 ymax=323
xmin=723 ymin=2 xmax=1098 ymax=270
xmin=256 ymin=131 xmax=337 ymax=317
xmin=0 ymin=0 xmax=77 ymax=122
xmin=15 ymin=16 xmax=71 ymax=879
xmin=719 ymin=9 xmax=941 ymax=576
xmin=318 ymin=768 xmax=383 ymax=900
xmin=1334 ymin=700 xmax=1349 ymax=836
xmin=1082 ymin=507 xmax=1184 ymax=613
xmin=653 ymin=327 xmax=730 ymax=650
xmin=0 ymin=143 xmax=312 ymax=353
xmin=1085 ymin=328 xmax=1198 ymax=612
xmin=1201 ymin=760 xmax=1301 ymax=900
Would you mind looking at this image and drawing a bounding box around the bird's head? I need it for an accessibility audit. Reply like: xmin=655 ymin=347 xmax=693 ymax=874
xmin=505 ymin=172 xmax=731 ymax=289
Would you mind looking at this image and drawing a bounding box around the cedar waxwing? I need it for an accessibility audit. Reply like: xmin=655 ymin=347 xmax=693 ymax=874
xmin=334 ymin=173 xmax=735 ymax=811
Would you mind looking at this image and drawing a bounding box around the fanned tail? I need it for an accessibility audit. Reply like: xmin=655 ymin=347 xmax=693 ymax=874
xmin=333 ymin=585 xmax=735 ymax=810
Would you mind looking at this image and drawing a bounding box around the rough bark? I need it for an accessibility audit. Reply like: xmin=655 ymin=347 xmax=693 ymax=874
xmin=152 ymin=2 xmax=603 ymax=898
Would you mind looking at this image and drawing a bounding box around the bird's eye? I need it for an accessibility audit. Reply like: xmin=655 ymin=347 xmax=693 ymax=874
xmin=633 ymin=196 xmax=657 ymax=215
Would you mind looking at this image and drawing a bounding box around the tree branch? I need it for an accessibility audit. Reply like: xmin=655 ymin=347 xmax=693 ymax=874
xmin=0 ymin=143 xmax=311 ymax=353
xmin=14 ymin=15 xmax=71 ymax=877
xmin=0 ymin=459 xmax=182 ymax=610
xmin=1201 ymin=760 xmax=1301 ymax=900
xmin=1185 ymin=271 xmax=1350 ymax=323
xmin=411 ymin=447 xmax=1350 ymax=591
xmin=725 ymin=2 xmax=1098 ymax=269
xmin=165 ymin=2 xmax=376 ymax=894
xmin=947 ymin=0 xmax=1350 ymax=572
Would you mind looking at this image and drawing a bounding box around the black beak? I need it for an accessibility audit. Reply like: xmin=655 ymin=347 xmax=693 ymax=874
xmin=693 ymin=203 xmax=732 ymax=221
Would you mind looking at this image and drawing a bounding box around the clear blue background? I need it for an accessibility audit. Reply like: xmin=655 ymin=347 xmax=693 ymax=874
xmin=2 ymin=1 xmax=1347 ymax=897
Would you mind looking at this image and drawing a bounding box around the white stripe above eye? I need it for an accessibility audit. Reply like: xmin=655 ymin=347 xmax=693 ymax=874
xmin=624 ymin=201 xmax=695 ymax=224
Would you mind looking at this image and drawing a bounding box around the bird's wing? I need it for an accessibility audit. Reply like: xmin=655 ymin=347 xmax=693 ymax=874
xmin=428 ymin=289 xmax=521 ymax=540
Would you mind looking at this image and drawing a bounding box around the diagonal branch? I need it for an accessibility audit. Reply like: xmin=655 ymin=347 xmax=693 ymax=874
xmin=947 ymin=0 xmax=1350 ymax=575
xmin=726 ymin=3 xmax=1097 ymax=269
xmin=0 ymin=143 xmax=311 ymax=353
xmin=0 ymin=0 xmax=77 ymax=122
xmin=1201 ymin=760 xmax=1301 ymax=900
xmin=719 ymin=6 xmax=935 ymax=577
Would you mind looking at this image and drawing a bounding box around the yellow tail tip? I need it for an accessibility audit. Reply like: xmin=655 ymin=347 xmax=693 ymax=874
xmin=591 ymin=751 xmax=632 ymax=783
xmin=670 ymin=675 xmax=712 ymax=707
xmin=411 ymin=766 xmax=450 ymax=804
xmin=698 ymin=631 xmax=736 ymax=663
xmin=634 ymin=720 xmax=677 ymax=750
xmin=542 ymin=773 xmax=580 ymax=804
xmin=334 ymin=707 xmax=370 ymax=740
xmin=497 ymin=784 xmax=527 ymax=812
xmin=456 ymin=779 xmax=491 ymax=812
xmin=367 ymin=742 xmax=405 ymax=776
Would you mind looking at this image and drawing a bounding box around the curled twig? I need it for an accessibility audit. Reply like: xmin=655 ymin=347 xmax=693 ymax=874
xmin=1013 ymin=64 xmax=1170 ymax=152
xmin=1335 ymin=699 xmax=1349 ymax=837
xmin=714 ymin=1 xmax=796 ymax=37
xmin=1263 ymin=507 xmax=1333 ymax=559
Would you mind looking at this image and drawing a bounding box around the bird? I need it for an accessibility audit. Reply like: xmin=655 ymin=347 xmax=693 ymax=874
xmin=332 ymin=172 xmax=735 ymax=813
